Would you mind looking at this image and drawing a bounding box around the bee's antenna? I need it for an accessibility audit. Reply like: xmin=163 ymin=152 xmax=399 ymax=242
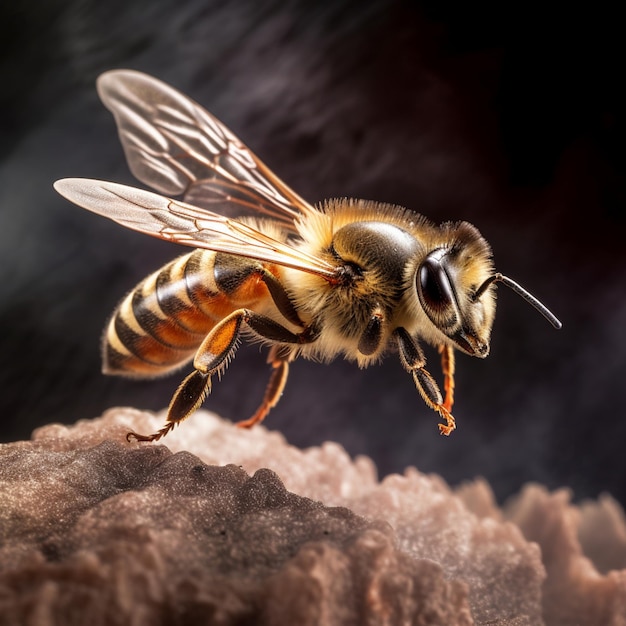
xmin=474 ymin=273 xmax=562 ymax=330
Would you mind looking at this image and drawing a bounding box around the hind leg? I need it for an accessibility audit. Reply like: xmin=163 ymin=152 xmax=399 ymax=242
xmin=127 ymin=310 xmax=315 ymax=442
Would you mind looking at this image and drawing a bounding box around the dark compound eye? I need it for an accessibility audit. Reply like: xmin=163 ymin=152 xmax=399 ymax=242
xmin=418 ymin=256 xmax=455 ymax=311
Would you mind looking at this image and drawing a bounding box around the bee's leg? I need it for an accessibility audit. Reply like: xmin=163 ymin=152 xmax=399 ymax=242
xmin=214 ymin=255 xmax=305 ymax=328
xmin=438 ymin=344 xmax=455 ymax=412
xmin=127 ymin=310 xmax=317 ymax=442
xmin=395 ymin=328 xmax=456 ymax=436
xmin=235 ymin=346 xmax=292 ymax=429
xmin=260 ymin=270 xmax=305 ymax=328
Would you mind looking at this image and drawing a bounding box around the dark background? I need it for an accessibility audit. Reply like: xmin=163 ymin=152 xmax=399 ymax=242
xmin=1 ymin=0 xmax=624 ymax=505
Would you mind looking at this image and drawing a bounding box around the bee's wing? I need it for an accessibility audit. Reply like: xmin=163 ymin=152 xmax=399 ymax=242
xmin=54 ymin=179 xmax=337 ymax=278
xmin=97 ymin=69 xmax=314 ymax=231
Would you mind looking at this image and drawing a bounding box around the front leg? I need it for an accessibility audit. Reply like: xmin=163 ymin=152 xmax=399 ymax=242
xmin=127 ymin=310 xmax=317 ymax=442
xmin=438 ymin=344 xmax=455 ymax=412
xmin=395 ymin=328 xmax=456 ymax=436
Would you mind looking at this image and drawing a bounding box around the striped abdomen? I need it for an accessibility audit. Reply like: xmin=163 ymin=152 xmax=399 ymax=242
xmin=103 ymin=249 xmax=274 ymax=377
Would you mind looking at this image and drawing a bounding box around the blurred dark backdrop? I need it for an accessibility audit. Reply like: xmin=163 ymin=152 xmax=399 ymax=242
xmin=1 ymin=0 xmax=624 ymax=505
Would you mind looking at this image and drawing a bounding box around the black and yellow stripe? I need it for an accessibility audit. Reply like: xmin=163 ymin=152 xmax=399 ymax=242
xmin=103 ymin=250 xmax=272 ymax=377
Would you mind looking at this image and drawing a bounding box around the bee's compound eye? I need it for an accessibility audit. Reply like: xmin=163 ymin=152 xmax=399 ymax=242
xmin=418 ymin=257 xmax=454 ymax=311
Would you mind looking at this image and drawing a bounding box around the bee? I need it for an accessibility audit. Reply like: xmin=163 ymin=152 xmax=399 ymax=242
xmin=54 ymin=70 xmax=561 ymax=443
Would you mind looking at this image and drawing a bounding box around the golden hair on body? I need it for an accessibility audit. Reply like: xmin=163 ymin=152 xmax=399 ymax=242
xmin=54 ymin=70 xmax=561 ymax=442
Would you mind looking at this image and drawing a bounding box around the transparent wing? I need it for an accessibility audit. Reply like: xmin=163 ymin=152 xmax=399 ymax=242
xmin=54 ymin=178 xmax=337 ymax=278
xmin=97 ymin=69 xmax=315 ymax=231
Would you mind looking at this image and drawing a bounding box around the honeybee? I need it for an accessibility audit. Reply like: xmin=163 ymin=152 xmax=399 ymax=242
xmin=54 ymin=70 xmax=561 ymax=442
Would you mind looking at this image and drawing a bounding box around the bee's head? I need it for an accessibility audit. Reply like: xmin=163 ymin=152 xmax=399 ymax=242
xmin=415 ymin=222 xmax=560 ymax=357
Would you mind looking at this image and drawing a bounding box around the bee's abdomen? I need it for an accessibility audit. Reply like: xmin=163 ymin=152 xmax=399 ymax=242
xmin=103 ymin=250 xmax=267 ymax=377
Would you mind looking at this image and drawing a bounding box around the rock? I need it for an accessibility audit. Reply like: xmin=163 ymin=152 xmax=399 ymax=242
xmin=1 ymin=407 xmax=625 ymax=625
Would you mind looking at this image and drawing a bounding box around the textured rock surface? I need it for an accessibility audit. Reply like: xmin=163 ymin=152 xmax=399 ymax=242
xmin=1 ymin=408 xmax=626 ymax=625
